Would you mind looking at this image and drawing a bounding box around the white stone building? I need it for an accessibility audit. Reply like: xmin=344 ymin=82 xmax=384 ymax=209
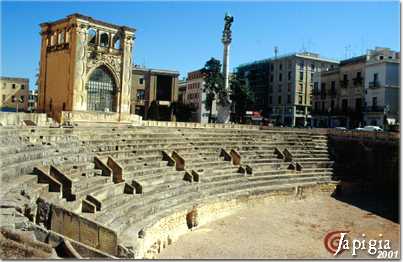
xmin=364 ymin=48 xmax=400 ymax=128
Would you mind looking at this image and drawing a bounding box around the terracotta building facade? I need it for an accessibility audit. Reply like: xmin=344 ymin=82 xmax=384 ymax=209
xmin=37 ymin=13 xmax=136 ymax=123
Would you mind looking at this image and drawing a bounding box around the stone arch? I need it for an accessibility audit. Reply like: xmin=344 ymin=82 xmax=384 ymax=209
xmin=85 ymin=65 xmax=118 ymax=112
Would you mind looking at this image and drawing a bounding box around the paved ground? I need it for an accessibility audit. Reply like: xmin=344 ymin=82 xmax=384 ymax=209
xmin=158 ymin=195 xmax=400 ymax=259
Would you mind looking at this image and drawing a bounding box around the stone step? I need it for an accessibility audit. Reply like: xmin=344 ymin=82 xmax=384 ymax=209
xmin=100 ymin=184 xmax=197 ymax=227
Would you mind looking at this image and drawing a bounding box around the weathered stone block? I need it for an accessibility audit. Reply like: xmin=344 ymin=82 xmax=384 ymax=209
xmin=79 ymin=218 xmax=99 ymax=249
xmin=107 ymin=156 xmax=124 ymax=184
xmin=98 ymin=226 xmax=117 ymax=256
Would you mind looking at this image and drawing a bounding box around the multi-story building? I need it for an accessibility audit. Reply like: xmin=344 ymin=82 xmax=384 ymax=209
xmin=312 ymin=47 xmax=400 ymax=129
xmin=364 ymin=48 xmax=400 ymax=128
xmin=236 ymin=52 xmax=338 ymax=127
xmin=28 ymin=89 xmax=39 ymax=112
xmin=312 ymin=55 xmax=366 ymax=128
xmin=0 ymin=77 xmax=29 ymax=112
xmin=177 ymin=79 xmax=187 ymax=104
xmin=131 ymin=66 xmax=179 ymax=121
xmin=184 ymin=70 xmax=217 ymax=123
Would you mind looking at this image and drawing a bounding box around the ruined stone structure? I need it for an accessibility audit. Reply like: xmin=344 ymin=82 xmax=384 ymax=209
xmin=37 ymin=14 xmax=135 ymax=123
xmin=0 ymin=118 xmax=346 ymax=258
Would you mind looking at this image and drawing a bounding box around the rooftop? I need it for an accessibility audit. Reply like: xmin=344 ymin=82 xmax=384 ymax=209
xmin=0 ymin=77 xmax=29 ymax=82
xmin=132 ymin=65 xmax=179 ymax=76
xmin=238 ymin=51 xmax=339 ymax=68
xmin=40 ymin=13 xmax=136 ymax=32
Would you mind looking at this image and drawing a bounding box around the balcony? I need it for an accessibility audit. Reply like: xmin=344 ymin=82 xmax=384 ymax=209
xmin=339 ymin=79 xmax=349 ymax=88
xmin=368 ymin=81 xmax=380 ymax=89
xmin=364 ymin=106 xmax=384 ymax=112
xmin=353 ymin=76 xmax=363 ymax=86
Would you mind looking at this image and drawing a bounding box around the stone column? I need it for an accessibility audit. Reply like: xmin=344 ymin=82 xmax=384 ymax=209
xmin=217 ymin=13 xmax=234 ymax=124
xmin=69 ymin=22 xmax=88 ymax=111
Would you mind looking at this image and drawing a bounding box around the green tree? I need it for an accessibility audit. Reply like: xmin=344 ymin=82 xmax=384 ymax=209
xmin=201 ymin=58 xmax=228 ymax=123
xmin=230 ymin=75 xmax=255 ymax=123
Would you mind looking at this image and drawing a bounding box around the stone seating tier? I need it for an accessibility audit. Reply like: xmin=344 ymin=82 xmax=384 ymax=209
xmin=0 ymin=125 xmax=336 ymax=258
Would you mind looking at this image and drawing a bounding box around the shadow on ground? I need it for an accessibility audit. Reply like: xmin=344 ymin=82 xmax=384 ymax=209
xmin=332 ymin=188 xmax=399 ymax=223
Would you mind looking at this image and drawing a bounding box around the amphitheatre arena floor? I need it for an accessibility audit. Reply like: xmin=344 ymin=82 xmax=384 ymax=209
xmin=158 ymin=194 xmax=400 ymax=259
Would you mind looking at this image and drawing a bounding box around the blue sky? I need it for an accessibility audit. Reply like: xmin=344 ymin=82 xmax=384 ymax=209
xmin=1 ymin=1 xmax=400 ymax=90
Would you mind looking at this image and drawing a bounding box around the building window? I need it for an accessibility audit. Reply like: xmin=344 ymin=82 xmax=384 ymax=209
xmin=372 ymin=97 xmax=377 ymax=107
xmin=278 ymin=96 xmax=282 ymax=105
xmin=299 ymin=71 xmax=303 ymax=81
xmin=139 ymin=78 xmax=144 ymax=85
xmin=58 ymin=31 xmax=65 ymax=44
xmin=270 ymin=75 xmax=273 ymax=82
xmin=88 ymin=28 xmax=97 ymax=45
xmin=311 ymin=64 xmax=315 ymax=71
xmin=279 ymin=73 xmax=282 ymax=82
xmin=20 ymin=96 xmax=24 ymax=102
xmin=268 ymin=96 xmax=272 ymax=104
xmin=331 ymin=100 xmax=335 ymax=110
xmin=136 ymin=90 xmax=145 ymax=101
xmin=278 ymin=85 xmax=282 ymax=92
xmin=12 ymin=84 xmax=15 ymax=89
xmin=113 ymin=34 xmax=121 ymax=49
xmin=21 ymin=84 xmax=25 ymax=90
xmin=373 ymin=73 xmax=378 ymax=82
xmin=343 ymin=74 xmax=348 ymax=81
xmin=342 ymin=99 xmax=348 ymax=111
xmin=100 ymin=33 xmax=109 ymax=47
xmin=287 ymin=83 xmax=291 ymax=92
xmin=288 ymin=71 xmax=291 ymax=81
xmin=287 ymin=95 xmax=291 ymax=104
xmin=298 ymin=95 xmax=303 ymax=104
xmin=270 ymin=64 xmax=274 ymax=71
xmin=86 ymin=66 xmax=117 ymax=112
xmin=11 ymin=95 xmax=15 ymax=102
xmin=279 ymin=64 xmax=283 ymax=71
xmin=321 ymin=101 xmax=325 ymax=112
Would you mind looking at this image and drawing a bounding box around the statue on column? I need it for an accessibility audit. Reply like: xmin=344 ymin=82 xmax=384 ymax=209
xmin=217 ymin=12 xmax=234 ymax=123
xmin=222 ymin=13 xmax=234 ymax=44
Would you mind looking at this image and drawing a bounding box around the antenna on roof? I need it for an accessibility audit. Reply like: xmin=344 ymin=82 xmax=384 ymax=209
xmin=274 ymin=46 xmax=278 ymax=59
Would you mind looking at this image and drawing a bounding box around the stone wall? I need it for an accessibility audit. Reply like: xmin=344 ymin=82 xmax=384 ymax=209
xmin=142 ymin=120 xmax=260 ymax=130
xmin=0 ymin=112 xmax=51 ymax=126
xmin=50 ymin=205 xmax=118 ymax=256
xmin=328 ymin=131 xmax=399 ymax=197
xmin=60 ymin=111 xmax=142 ymax=125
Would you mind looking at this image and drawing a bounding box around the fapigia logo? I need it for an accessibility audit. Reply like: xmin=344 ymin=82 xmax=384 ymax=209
xmin=324 ymin=231 xmax=399 ymax=259
xmin=324 ymin=230 xmax=350 ymax=255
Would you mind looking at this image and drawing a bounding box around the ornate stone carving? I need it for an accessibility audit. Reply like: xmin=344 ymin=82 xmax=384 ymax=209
xmin=86 ymin=51 xmax=122 ymax=80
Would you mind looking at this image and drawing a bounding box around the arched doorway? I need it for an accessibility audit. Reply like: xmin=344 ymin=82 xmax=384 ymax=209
xmin=86 ymin=66 xmax=117 ymax=112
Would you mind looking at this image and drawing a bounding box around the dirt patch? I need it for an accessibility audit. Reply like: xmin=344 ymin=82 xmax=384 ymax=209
xmin=158 ymin=195 xmax=400 ymax=259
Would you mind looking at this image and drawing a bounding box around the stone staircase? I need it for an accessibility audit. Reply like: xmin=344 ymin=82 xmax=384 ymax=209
xmin=0 ymin=125 xmax=337 ymax=258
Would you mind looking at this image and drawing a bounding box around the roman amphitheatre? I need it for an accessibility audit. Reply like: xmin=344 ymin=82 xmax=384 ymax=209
xmin=0 ymin=115 xmax=399 ymax=259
